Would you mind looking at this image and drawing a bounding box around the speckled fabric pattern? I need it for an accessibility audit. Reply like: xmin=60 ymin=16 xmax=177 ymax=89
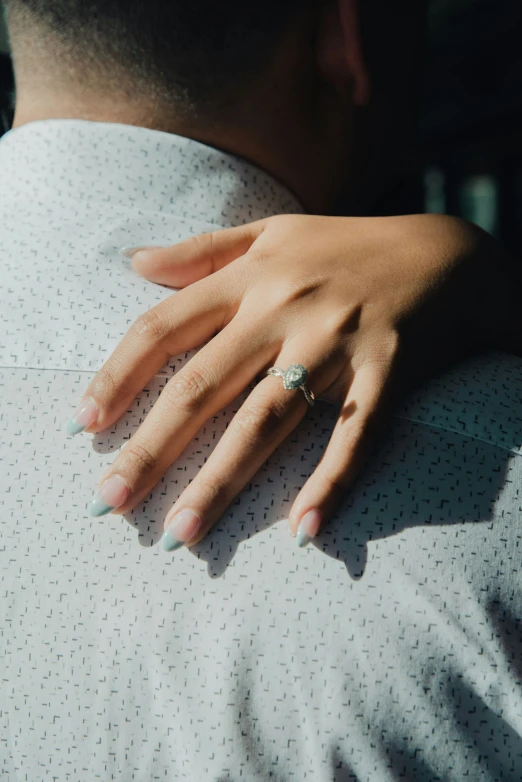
xmin=1 ymin=120 xmax=522 ymax=781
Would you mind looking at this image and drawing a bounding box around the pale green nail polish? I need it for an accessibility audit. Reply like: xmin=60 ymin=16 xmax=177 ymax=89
xmin=66 ymin=419 xmax=87 ymax=436
xmin=88 ymin=475 xmax=130 ymax=517
xmin=162 ymin=509 xmax=202 ymax=553
xmin=119 ymin=245 xmax=163 ymax=259
xmin=65 ymin=397 xmax=98 ymax=437
xmin=162 ymin=528 xmax=185 ymax=552
xmin=296 ymin=527 xmax=312 ymax=548
xmin=296 ymin=509 xmax=321 ymax=548
xmin=89 ymin=498 xmax=115 ymax=517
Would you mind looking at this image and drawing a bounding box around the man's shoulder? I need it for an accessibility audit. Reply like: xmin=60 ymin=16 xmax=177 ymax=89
xmin=0 ymin=195 xmax=218 ymax=373
xmin=397 ymin=351 xmax=522 ymax=456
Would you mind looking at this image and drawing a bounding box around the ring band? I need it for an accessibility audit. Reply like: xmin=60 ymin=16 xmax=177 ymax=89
xmin=266 ymin=363 xmax=315 ymax=407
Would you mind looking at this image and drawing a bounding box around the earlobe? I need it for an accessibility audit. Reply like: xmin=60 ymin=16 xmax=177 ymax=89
xmin=339 ymin=0 xmax=371 ymax=106
xmin=316 ymin=0 xmax=371 ymax=105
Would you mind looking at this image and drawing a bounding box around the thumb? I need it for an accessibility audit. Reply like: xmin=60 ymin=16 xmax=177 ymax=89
xmin=122 ymin=220 xmax=266 ymax=288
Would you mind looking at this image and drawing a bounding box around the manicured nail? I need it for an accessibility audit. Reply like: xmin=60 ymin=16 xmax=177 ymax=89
xmin=66 ymin=397 xmax=98 ymax=436
xmin=119 ymin=245 xmax=163 ymax=259
xmin=89 ymin=475 xmax=130 ymax=517
xmin=162 ymin=509 xmax=202 ymax=552
xmin=296 ymin=509 xmax=322 ymax=548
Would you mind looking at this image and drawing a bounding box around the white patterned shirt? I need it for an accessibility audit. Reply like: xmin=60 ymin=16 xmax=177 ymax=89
xmin=1 ymin=119 xmax=522 ymax=781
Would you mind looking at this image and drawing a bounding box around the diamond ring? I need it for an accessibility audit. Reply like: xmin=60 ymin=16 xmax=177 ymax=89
xmin=266 ymin=363 xmax=315 ymax=407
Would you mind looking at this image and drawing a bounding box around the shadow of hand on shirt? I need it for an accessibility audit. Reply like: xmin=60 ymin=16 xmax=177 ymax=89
xmin=90 ymin=377 xmax=514 ymax=581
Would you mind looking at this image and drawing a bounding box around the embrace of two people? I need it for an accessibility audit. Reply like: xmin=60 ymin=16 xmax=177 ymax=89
xmin=1 ymin=1 xmax=522 ymax=780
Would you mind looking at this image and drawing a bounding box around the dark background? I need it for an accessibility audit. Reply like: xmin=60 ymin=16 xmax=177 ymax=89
xmin=423 ymin=0 xmax=522 ymax=256
xmin=1 ymin=0 xmax=521 ymax=256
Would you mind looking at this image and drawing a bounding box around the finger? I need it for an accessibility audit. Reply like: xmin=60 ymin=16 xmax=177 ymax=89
xmin=86 ymin=316 xmax=277 ymax=518
xmin=288 ymin=361 xmax=394 ymax=547
xmin=159 ymin=342 xmax=344 ymax=551
xmin=66 ymin=269 xmax=239 ymax=436
xmin=129 ymin=221 xmax=267 ymax=288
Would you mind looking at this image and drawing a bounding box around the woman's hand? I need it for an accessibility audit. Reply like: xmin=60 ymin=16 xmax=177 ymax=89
xmin=67 ymin=213 xmax=521 ymax=550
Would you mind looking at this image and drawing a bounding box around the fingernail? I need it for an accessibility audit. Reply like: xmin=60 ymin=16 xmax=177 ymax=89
xmin=296 ymin=509 xmax=322 ymax=548
xmin=162 ymin=509 xmax=202 ymax=552
xmin=119 ymin=245 xmax=164 ymax=259
xmin=66 ymin=397 xmax=98 ymax=436
xmin=89 ymin=475 xmax=130 ymax=517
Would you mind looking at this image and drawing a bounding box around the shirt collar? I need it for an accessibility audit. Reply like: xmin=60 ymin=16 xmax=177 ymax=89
xmin=0 ymin=119 xmax=305 ymax=227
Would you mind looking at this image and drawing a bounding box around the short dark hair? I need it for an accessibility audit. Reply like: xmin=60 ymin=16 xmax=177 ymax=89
xmin=5 ymin=0 xmax=307 ymax=114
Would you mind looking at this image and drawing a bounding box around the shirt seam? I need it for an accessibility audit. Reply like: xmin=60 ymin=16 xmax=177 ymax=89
xmin=394 ymin=413 xmax=521 ymax=458
xmin=1 ymin=363 xmax=520 ymax=458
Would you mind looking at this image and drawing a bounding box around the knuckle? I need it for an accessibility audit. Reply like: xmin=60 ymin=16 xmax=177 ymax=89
xmin=89 ymin=364 xmax=120 ymax=401
xmin=192 ymin=232 xmax=214 ymax=266
xmin=385 ymin=331 xmax=401 ymax=363
xmin=165 ymin=366 xmax=213 ymax=415
xmin=132 ymin=307 xmax=169 ymax=342
xmin=234 ymin=395 xmax=289 ymax=446
xmin=263 ymin=277 xmax=325 ymax=313
xmin=190 ymin=231 xmax=212 ymax=260
xmin=322 ymin=470 xmax=351 ymax=500
xmin=194 ymin=472 xmax=232 ymax=508
xmin=267 ymin=213 xmax=300 ymax=232
xmin=255 ymin=285 xmax=289 ymax=317
xmin=320 ymin=416 xmax=379 ymax=502
xmin=325 ymin=304 xmax=363 ymax=336
xmin=244 ymin=249 xmax=272 ymax=272
xmin=343 ymin=411 xmax=378 ymax=457
xmin=193 ymin=231 xmax=213 ymax=252
xmin=270 ymin=280 xmax=306 ymax=309
xmin=350 ymin=415 xmax=372 ymax=449
xmin=366 ymin=330 xmax=401 ymax=367
xmin=125 ymin=442 xmax=158 ymax=475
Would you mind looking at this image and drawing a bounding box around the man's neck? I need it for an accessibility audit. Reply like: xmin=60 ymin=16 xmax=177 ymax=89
xmin=12 ymin=83 xmax=336 ymax=214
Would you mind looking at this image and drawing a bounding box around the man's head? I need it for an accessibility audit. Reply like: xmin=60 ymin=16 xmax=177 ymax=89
xmin=4 ymin=0 xmax=425 ymax=212
xmin=6 ymin=1 xmax=317 ymax=118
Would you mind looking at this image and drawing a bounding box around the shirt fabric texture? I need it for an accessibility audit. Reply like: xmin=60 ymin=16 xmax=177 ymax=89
xmin=1 ymin=120 xmax=522 ymax=781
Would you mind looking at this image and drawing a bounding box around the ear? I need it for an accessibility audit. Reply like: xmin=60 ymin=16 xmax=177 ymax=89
xmin=317 ymin=0 xmax=371 ymax=106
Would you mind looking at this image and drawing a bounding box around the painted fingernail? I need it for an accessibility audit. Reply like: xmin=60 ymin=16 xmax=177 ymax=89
xmin=66 ymin=397 xmax=98 ymax=436
xmin=119 ymin=246 xmax=164 ymax=259
xmin=296 ymin=509 xmax=322 ymax=548
xmin=88 ymin=475 xmax=130 ymax=517
xmin=162 ymin=509 xmax=202 ymax=552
